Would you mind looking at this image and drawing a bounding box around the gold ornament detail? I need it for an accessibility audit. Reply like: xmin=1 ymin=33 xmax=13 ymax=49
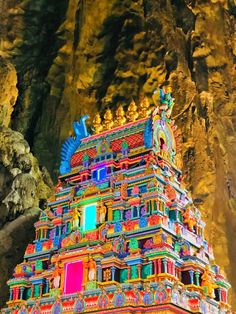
xmin=138 ymin=96 xmax=152 ymax=119
xmin=93 ymin=113 xmax=103 ymax=134
xmin=103 ymin=109 xmax=114 ymax=131
xmin=114 ymin=105 xmax=126 ymax=127
xmin=127 ymin=100 xmax=138 ymax=122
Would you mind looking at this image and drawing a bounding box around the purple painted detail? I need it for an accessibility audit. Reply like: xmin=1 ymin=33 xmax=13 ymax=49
xmin=125 ymin=210 xmax=131 ymax=220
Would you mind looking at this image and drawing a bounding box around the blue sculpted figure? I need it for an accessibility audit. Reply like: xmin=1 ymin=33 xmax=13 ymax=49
xmin=139 ymin=216 xmax=148 ymax=228
xmin=60 ymin=115 xmax=90 ymax=175
xmin=52 ymin=302 xmax=62 ymax=314
xmin=74 ymin=295 xmax=85 ymax=313
xmin=144 ymin=116 xmax=153 ymax=148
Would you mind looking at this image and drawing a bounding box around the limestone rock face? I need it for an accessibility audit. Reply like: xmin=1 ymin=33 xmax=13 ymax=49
xmin=0 ymin=128 xmax=52 ymax=305
xmin=0 ymin=57 xmax=18 ymax=127
xmin=0 ymin=0 xmax=235 ymax=309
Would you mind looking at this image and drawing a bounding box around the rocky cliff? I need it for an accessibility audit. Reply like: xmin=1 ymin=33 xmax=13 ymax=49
xmin=0 ymin=0 xmax=235 ymax=309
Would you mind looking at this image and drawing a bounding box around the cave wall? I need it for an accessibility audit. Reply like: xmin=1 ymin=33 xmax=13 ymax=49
xmin=0 ymin=0 xmax=235 ymax=309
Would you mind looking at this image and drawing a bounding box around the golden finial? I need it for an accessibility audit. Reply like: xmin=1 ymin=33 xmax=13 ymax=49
xmin=127 ymin=99 xmax=138 ymax=122
xmin=114 ymin=104 xmax=126 ymax=127
xmin=103 ymin=108 xmax=114 ymax=131
xmin=138 ymin=96 xmax=152 ymax=119
xmin=93 ymin=113 xmax=103 ymax=134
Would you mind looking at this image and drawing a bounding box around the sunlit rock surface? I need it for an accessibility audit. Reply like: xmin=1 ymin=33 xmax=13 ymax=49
xmin=0 ymin=0 xmax=235 ymax=309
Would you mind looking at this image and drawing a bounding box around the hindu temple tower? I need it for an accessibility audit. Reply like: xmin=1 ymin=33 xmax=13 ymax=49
xmin=2 ymin=86 xmax=231 ymax=314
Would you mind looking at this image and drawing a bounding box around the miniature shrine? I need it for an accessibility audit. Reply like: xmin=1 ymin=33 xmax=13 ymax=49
xmin=2 ymin=85 xmax=231 ymax=314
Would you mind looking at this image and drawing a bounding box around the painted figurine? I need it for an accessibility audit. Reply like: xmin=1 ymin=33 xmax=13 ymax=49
xmin=88 ymin=256 xmax=96 ymax=281
xmin=99 ymin=202 xmax=107 ymax=223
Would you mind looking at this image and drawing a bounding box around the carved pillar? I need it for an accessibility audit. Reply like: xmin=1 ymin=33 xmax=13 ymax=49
xmin=9 ymin=288 xmax=13 ymax=301
xmin=97 ymin=262 xmax=102 ymax=282
xmin=149 ymin=261 xmax=153 ymax=276
xmin=20 ymin=287 xmax=24 ymax=299
xmin=15 ymin=287 xmax=20 ymax=300
xmin=153 ymin=260 xmax=157 ymax=274
xmin=163 ymin=259 xmax=167 ymax=273
xmin=40 ymin=283 xmax=43 ymax=297
xmin=167 ymin=259 xmax=171 ymax=274
xmin=157 ymin=259 xmax=162 ymax=274
xmin=222 ymin=289 xmax=227 ymax=303
xmin=218 ymin=288 xmax=222 ymax=302
xmin=188 ymin=270 xmax=194 ymax=284
xmin=138 ymin=264 xmax=141 ymax=278
xmin=12 ymin=288 xmax=16 ymax=300
xmin=111 ymin=266 xmax=116 ymax=281
xmin=195 ymin=272 xmax=200 ymax=286
xmin=31 ymin=284 xmax=34 ymax=298
xmin=45 ymin=280 xmax=49 ymax=293
xmin=128 ymin=266 xmax=131 ymax=280
xmin=172 ymin=261 xmax=175 ymax=276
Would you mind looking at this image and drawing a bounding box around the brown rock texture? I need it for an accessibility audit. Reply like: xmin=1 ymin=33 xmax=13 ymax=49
xmin=0 ymin=0 xmax=235 ymax=309
xmin=0 ymin=127 xmax=52 ymax=305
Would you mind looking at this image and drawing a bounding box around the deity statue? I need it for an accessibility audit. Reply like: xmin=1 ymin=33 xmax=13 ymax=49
xmin=201 ymin=265 xmax=218 ymax=298
xmin=99 ymin=202 xmax=107 ymax=224
xmin=50 ymin=262 xmax=62 ymax=289
xmin=93 ymin=113 xmax=103 ymax=134
xmin=71 ymin=207 xmax=80 ymax=230
xmin=127 ymin=100 xmax=138 ymax=122
xmin=182 ymin=206 xmax=196 ymax=231
xmin=138 ymin=96 xmax=152 ymax=119
xmin=146 ymin=151 xmax=157 ymax=167
xmin=152 ymin=85 xmax=174 ymax=119
xmin=103 ymin=109 xmax=114 ymax=131
xmin=55 ymin=179 xmax=63 ymax=193
xmin=88 ymin=256 xmax=96 ymax=281
xmin=114 ymin=105 xmax=126 ymax=127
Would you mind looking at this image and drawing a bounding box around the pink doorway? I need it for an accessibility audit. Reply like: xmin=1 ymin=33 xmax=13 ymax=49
xmin=64 ymin=260 xmax=83 ymax=294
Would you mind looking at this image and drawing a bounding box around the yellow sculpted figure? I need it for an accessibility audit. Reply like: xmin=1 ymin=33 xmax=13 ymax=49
xmin=88 ymin=256 xmax=96 ymax=281
xmin=201 ymin=265 xmax=218 ymax=298
xmin=114 ymin=105 xmax=126 ymax=127
xmin=93 ymin=113 xmax=103 ymax=134
xmin=99 ymin=201 xmax=107 ymax=223
xmin=72 ymin=207 xmax=80 ymax=230
xmin=127 ymin=100 xmax=138 ymax=122
xmin=182 ymin=206 xmax=196 ymax=231
xmin=138 ymin=96 xmax=152 ymax=119
xmin=103 ymin=109 xmax=114 ymax=131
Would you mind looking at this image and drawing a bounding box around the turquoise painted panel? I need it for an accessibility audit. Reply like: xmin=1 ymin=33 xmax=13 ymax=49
xmin=83 ymin=204 xmax=97 ymax=231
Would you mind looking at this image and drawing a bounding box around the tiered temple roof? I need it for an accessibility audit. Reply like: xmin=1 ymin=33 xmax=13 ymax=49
xmin=2 ymin=86 xmax=231 ymax=314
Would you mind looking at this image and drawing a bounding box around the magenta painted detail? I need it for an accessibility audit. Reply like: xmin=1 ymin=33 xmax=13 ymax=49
xmin=64 ymin=261 xmax=83 ymax=294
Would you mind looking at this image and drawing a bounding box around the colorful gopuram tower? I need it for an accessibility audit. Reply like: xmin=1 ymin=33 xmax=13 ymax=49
xmin=2 ymin=86 xmax=231 ymax=314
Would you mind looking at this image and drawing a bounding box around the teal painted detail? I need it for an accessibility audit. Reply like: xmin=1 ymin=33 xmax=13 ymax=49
xmin=67 ymin=221 xmax=72 ymax=233
xmin=35 ymin=260 xmax=43 ymax=271
xmin=131 ymin=265 xmax=138 ymax=279
xmin=141 ymin=264 xmax=150 ymax=279
xmin=174 ymin=241 xmax=180 ymax=253
xmin=130 ymin=238 xmax=139 ymax=250
xmin=97 ymin=182 xmax=109 ymax=189
xmin=113 ymin=210 xmax=121 ymax=221
xmin=26 ymin=288 xmax=31 ymax=299
xmin=34 ymin=284 xmax=40 ymax=297
xmin=76 ymin=189 xmax=84 ymax=196
xmin=82 ymin=204 xmax=97 ymax=231
xmin=120 ymin=269 xmax=128 ymax=283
